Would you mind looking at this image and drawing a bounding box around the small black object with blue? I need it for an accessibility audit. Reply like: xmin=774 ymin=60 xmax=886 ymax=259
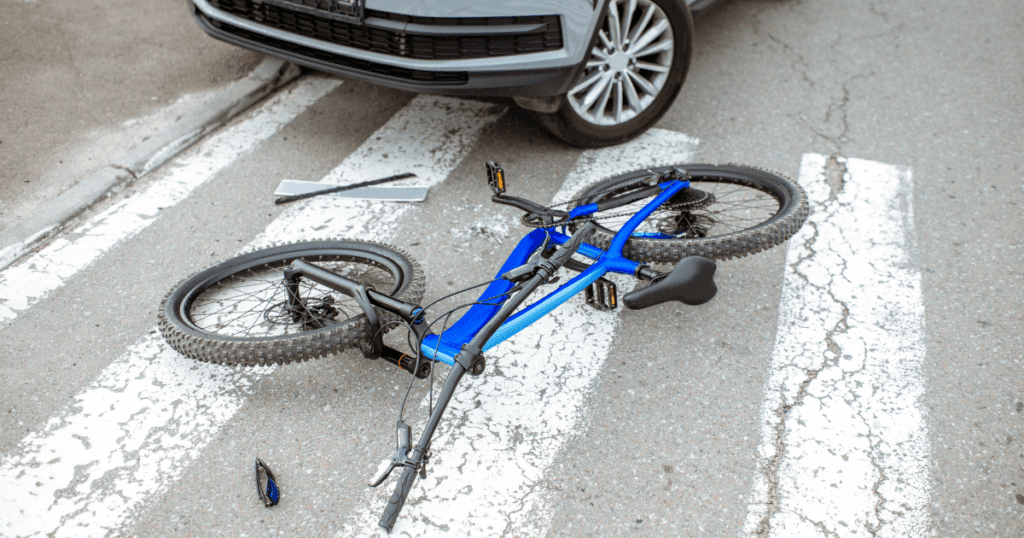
xmin=255 ymin=458 xmax=280 ymax=507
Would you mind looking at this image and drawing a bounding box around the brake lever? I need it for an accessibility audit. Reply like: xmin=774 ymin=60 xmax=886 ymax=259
xmin=503 ymin=225 xmax=594 ymax=284
xmin=527 ymin=233 xmax=552 ymax=264
xmin=502 ymin=234 xmax=552 ymax=283
xmin=368 ymin=419 xmax=412 ymax=488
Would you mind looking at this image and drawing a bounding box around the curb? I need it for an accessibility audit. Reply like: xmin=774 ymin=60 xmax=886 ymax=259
xmin=0 ymin=57 xmax=302 ymax=271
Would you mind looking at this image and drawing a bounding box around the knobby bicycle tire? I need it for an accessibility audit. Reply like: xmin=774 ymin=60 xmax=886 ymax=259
xmin=159 ymin=240 xmax=425 ymax=367
xmin=571 ymin=164 xmax=809 ymax=263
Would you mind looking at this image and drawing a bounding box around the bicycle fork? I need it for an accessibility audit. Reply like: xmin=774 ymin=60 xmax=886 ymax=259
xmin=282 ymin=259 xmax=432 ymax=378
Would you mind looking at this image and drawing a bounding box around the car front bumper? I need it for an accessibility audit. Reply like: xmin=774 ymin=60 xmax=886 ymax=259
xmin=188 ymin=0 xmax=604 ymax=97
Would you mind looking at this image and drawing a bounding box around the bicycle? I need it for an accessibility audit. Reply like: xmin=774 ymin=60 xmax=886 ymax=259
xmin=158 ymin=162 xmax=808 ymax=531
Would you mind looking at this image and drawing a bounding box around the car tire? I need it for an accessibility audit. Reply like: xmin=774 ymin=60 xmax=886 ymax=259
xmin=529 ymin=0 xmax=694 ymax=148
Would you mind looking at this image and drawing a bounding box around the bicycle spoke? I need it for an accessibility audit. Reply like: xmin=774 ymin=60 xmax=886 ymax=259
xmin=192 ymin=272 xmax=282 ymax=309
xmin=241 ymin=287 xmax=274 ymax=337
xmin=206 ymin=279 xmax=287 ymax=336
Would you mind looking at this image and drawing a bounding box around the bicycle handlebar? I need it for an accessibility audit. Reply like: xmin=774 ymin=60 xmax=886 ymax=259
xmin=379 ymin=464 xmax=418 ymax=531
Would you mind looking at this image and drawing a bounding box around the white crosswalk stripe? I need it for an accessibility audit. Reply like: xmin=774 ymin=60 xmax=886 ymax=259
xmin=0 ymin=336 xmax=270 ymax=538
xmin=744 ymin=154 xmax=930 ymax=537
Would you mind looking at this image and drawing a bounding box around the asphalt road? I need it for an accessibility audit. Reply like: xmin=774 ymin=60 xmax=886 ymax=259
xmin=0 ymin=0 xmax=259 ymax=232
xmin=1 ymin=0 xmax=1022 ymax=537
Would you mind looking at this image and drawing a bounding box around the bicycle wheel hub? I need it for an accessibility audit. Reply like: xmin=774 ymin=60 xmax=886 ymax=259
xmin=266 ymin=296 xmax=341 ymax=328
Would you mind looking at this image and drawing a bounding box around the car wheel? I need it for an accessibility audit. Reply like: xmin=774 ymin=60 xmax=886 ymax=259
xmin=527 ymin=0 xmax=694 ymax=148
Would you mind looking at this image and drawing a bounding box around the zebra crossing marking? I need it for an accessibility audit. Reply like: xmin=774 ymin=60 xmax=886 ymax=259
xmin=744 ymin=154 xmax=930 ymax=538
xmin=0 ymin=83 xmax=936 ymax=537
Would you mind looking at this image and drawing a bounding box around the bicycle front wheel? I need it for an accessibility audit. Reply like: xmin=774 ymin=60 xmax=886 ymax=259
xmin=159 ymin=240 xmax=425 ymax=366
xmin=571 ymin=164 xmax=809 ymax=263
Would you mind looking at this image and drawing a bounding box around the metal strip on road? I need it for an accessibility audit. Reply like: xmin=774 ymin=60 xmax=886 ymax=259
xmin=0 ymin=77 xmax=343 ymax=326
xmin=338 ymin=129 xmax=700 ymax=537
xmin=744 ymin=154 xmax=931 ymax=537
xmin=251 ymin=96 xmax=507 ymax=246
xmin=0 ymin=96 xmax=505 ymax=538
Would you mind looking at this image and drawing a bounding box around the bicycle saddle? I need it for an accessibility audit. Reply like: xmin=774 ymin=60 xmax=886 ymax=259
xmin=623 ymin=256 xmax=717 ymax=309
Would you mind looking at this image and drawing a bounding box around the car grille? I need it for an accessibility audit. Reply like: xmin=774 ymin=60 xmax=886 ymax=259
xmin=206 ymin=0 xmax=563 ymax=60
xmin=199 ymin=12 xmax=469 ymax=84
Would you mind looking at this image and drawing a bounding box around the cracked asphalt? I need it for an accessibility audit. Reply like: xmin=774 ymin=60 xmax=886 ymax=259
xmin=1 ymin=0 xmax=1021 ymax=536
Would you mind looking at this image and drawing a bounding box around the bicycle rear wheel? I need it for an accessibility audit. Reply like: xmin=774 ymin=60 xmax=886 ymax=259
xmin=159 ymin=240 xmax=425 ymax=366
xmin=571 ymin=164 xmax=809 ymax=263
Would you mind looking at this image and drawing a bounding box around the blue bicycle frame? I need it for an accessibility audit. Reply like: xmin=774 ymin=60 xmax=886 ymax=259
xmin=418 ymin=176 xmax=690 ymax=364
xmin=374 ymin=172 xmax=707 ymax=532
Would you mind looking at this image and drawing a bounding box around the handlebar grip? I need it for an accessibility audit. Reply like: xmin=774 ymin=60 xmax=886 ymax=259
xmin=378 ymin=464 xmax=418 ymax=532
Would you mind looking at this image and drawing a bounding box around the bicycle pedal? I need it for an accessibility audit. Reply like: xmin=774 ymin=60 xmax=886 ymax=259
xmin=584 ymin=278 xmax=617 ymax=311
xmin=486 ymin=161 xmax=506 ymax=195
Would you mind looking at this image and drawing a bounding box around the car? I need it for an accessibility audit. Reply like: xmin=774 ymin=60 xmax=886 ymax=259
xmin=188 ymin=0 xmax=728 ymax=147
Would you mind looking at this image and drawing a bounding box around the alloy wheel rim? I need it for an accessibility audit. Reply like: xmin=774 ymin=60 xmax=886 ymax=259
xmin=567 ymin=0 xmax=675 ymax=126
